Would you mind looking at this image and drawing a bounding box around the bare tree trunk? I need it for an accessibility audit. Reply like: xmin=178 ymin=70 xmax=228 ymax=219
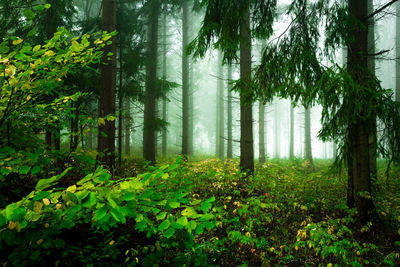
xmin=239 ymin=5 xmax=254 ymax=174
xmin=227 ymin=64 xmax=233 ymax=159
xmin=347 ymin=0 xmax=375 ymax=222
xmin=396 ymin=1 xmax=400 ymax=103
xmin=117 ymin=32 xmax=124 ymax=167
xmin=216 ymin=51 xmax=225 ymax=159
xmin=124 ymin=98 xmax=131 ymax=156
xmin=143 ymin=0 xmax=160 ymax=164
xmin=162 ymin=13 xmax=168 ymax=157
xmin=274 ymin=99 xmax=280 ymax=158
xmin=181 ymin=1 xmax=189 ymax=156
xmin=98 ymin=0 xmax=117 ymax=170
xmin=289 ymin=102 xmax=294 ymax=160
xmin=304 ymin=106 xmax=313 ymax=164
xmin=259 ymin=101 xmax=266 ymax=163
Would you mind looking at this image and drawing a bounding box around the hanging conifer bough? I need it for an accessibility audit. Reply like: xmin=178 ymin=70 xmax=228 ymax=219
xmin=188 ymin=0 xmax=278 ymax=175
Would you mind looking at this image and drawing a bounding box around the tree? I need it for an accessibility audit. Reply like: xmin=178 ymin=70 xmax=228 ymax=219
xmin=227 ymin=64 xmax=233 ymax=159
xmin=98 ymin=0 xmax=117 ymax=170
xmin=273 ymin=99 xmax=280 ymax=158
xmin=181 ymin=0 xmax=190 ymax=156
xmin=397 ymin=0 xmax=400 ymax=103
xmin=259 ymin=101 xmax=266 ymax=163
xmin=143 ymin=0 xmax=160 ymax=164
xmin=216 ymin=51 xmax=225 ymax=159
xmin=189 ymin=0 xmax=277 ymax=174
xmin=162 ymin=13 xmax=168 ymax=157
xmin=289 ymin=102 xmax=294 ymax=160
xmin=304 ymin=106 xmax=313 ymax=164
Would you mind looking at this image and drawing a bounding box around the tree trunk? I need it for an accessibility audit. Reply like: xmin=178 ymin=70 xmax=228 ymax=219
xmin=239 ymin=5 xmax=254 ymax=174
xmin=227 ymin=64 xmax=233 ymax=159
xmin=216 ymin=51 xmax=225 ymax=159
xmin=98 ymin=0 xmax=117 ymax=170
xmin=124 ymin=98 xmax=131 ymax=156
xmin=347 ymin=0 xmax=375 ymax=222
xmin=396 ymin=1 xmax=400 ymax=103
xmin=259 ymin=101 xmax=266 ymax=163
xmin=367 ymin=0 xmax=377 ymax=180
xmin=289 ymin=102 xmax=294 ymax=160
xmin=274 ymin=99 xmax=280 ymax=158
xmin=304 ymin=106 xmax=313 ymax=164
xmin=162 ymin=13 xmax=168 ymax=157
xmin=143 ymin=0 xmax=160 ymax=164
xmin=181 ymin=1 xmax=189 ymax=156
xmin=118 ymin=32 xmax=124 ymax=167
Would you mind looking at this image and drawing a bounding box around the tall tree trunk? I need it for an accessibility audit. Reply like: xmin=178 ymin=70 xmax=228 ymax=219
xmin=227 ymin=64 xmax=233 ymax=159
xmin=347 ymin=0 xmax=375 ymax=222
xmin=217 ymin=51 xmax=225 ymax=159
xmin=368 ymin=0 xmax=377 ymax=180
xmin=259 ymin=101 xmax=266 ymax=163
xmin=181 ymin=1 xmax=189 ymax=156
xmin=304 ymin=106 xmax=313 ymax=164
xmin=274 ymin=99 xmax=280 ymax=158
xmin=143 ymin=0 xmax=160 ymax=164
xmin=188 ymin=14 xmax=195 ymax=156
xmin=162 ymin=13 xmax=168 ymax=157
xmin=396 ymin=1 xmax=400 ymax=103
xmin=289 ymin=102 xmax=294 ymax=160
xmin=98 ymin=0 xmax=116 ymax=170
xmin=118 ymin=33 xmax=123 ymax=167
xmin=239 ymin=5 xmax=254 ymax=174
xmin=124 ymin=98 xmax=131 ymax=156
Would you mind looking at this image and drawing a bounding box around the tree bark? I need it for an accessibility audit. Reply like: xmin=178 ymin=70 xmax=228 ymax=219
xmin=347 ymin=0 xmax=375 ymax=222
xmin=304 ymin=106 xmax=313 ymax=164
xmin=239 ymin=5 xmax=254 ymax=174
xmin=143 ymin=0 xmax=160 ymax=164
xmin=259 ymin=101 xmax=266 ymax=163
xmin=274 ymin=99 xmax=280 ymax=158
xmin=181 ymin=1 xmax=189 ymax=156
xmin=289 ymin=102 xmax=294 ymax=160
xmin=396 ymin=1 xmax=400 ymax=103
xmin=227 ymin=64 xmax=233 ymax=159
xmin=216 ymin=51 xmax=225 ymax=159
xmin=124 ymin=98 xmax=131 ymax=156
xmin=162 ymin=13 xmax=168 ymax=157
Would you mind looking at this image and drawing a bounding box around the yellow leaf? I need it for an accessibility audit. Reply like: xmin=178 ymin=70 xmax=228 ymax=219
xmin=42 ymin=198 xmax=50 ymax=205
xmin=37 ymin=239 xmax=44 ymax=245
xmin=66 ymin=185 xmax=77 ymax=193
xmin=109 ymin=240 xmax=115 ymax=246
xmin=33 ymin=201 xmax=43 ymax=212
xmin=327 ymin=264 xmax=333 ymax=267
xmin=98 ymin=117 xmax=106 ymax=126
xmin=8 ymin=221 xmax=17 ymax=230
xmin=44 ymin=50 xmax=55 ymax=57
xmin=161 ymin=173 xmax=169 ymax=179
xmin=12 ymin=38 xmax=23 ymax=45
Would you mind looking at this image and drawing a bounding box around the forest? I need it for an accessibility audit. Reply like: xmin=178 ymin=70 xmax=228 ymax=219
xmin=0 ymin=0 xmax=400 ymax=266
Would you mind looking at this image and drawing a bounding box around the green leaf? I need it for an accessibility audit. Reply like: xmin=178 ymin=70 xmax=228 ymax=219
xmin=206 ymin=196 xmax=216 ymax=203
xmin=32 ymin=191 xmax=50 ymax=201
xmin=94 ymin=206 xmax=108 ymax=221
xmin=158 ymin=219 xmax=170 ymax=231
xmin=176 ymin=216 xmax=188 ymax=227
xmin=201 ymin=201 xmax=212 ymax=213
xmin=188 ymin=220 xmax=197 ymax=231
xmin=156 ymin=212 xmax=167 ymax=221
xmin=66 ymin=191 xmax=78 ymax=204
xmin=19 ymin=165 xmax=30 ymax=175
xmin=195 ymin=224 xmax=204 ymax=235
xmin=23 ymin=9 xmax=36 ymax=20
xmin=35 ymin=168 xmax=71 ymax=190
xmin=44 ymin=3 xmax=51 ymax=9
xmin=199 ymin=213 xmax=214 ymax=221
xmin=31 ymin=166 xmax=41 ymax=175
xmin=168 ymin=201 xmax=180 ymax=209
xmin=0 ymin=214 xmax=6 ymax=227
xmin=123 ymin=192 xmax=135 ymax=201
xmin=164 ymin=227 xmax=175 ymax=238
xmin=182 ymin=207 xmax=198 ymax=218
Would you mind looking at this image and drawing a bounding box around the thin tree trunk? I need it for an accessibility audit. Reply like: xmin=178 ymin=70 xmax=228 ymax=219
xmin=239 ymin=5 xmax=254 ymax=174
xmin=181 ymin=1 xmax=189 ymax=156
xmin=162 ymin=13 xmax=168 ymax=157
xmin=274 ymin=99 xmax=280 ymax=158
xmin=124 ymin=98 xmax=131 ymax=156
xmin=396 ymin=1 xmax=400 ymax=103
xmin=227 ymin=64 xmax=233 ymax=159
xmin=289 ymin=102 xmax=294 ymax=160
xmin=143 ymin=0 xmax=160 ymax=164
xmin=304 ymin=106 xmax=313 ymax=164
xmin=259 ymin=101 xmax=266 ymax=163
xmin=347 ymin=0 xmax=375 ymax=222
xmin=217 ymin=51 xmax=225 ymax=159
xmin=98 ymin=0 xmax=117 ymax=170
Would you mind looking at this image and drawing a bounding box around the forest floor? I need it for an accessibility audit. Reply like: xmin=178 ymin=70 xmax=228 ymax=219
xmin=1 ymin=154 xmax=400 ymax=266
